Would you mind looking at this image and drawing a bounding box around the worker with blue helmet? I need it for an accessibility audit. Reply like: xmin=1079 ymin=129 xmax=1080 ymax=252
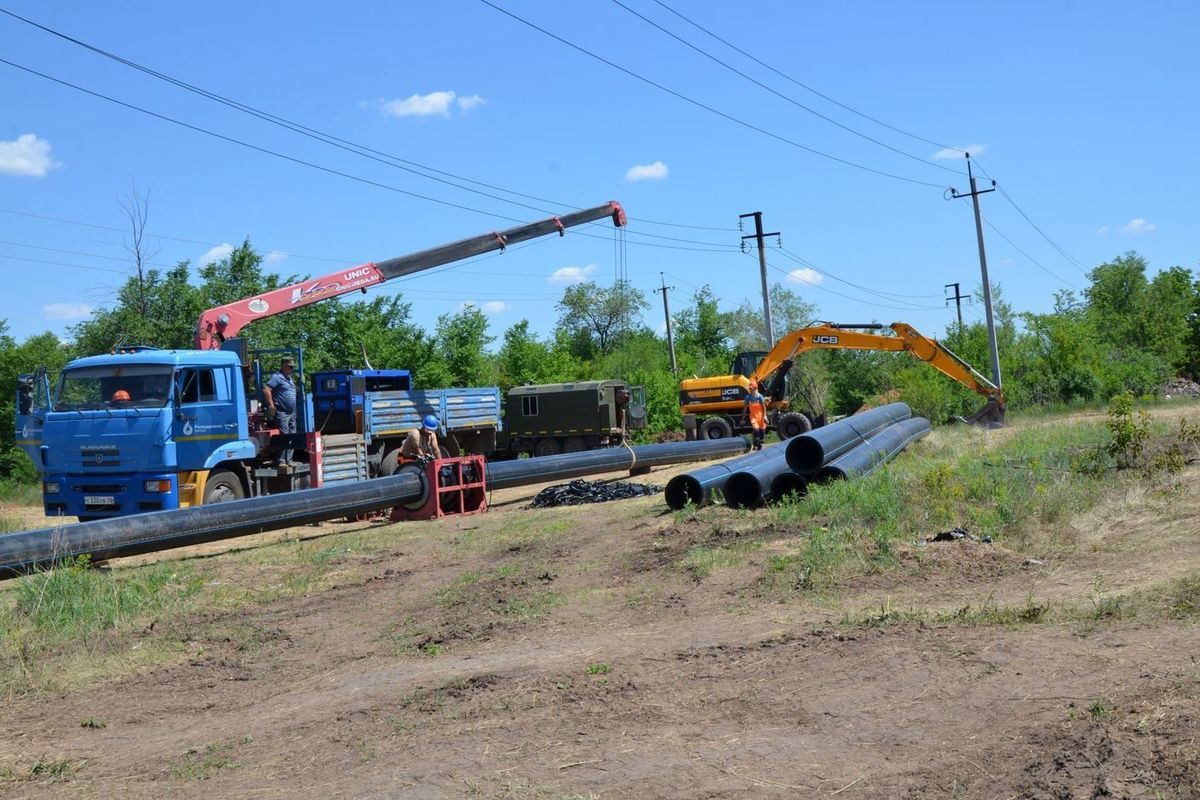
xmin=400 ymin=413 xmax=442 ymax=460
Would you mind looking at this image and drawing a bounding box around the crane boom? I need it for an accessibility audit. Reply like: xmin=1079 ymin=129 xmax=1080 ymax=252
xmin=194 ymin=202 xmax=626 ymax=349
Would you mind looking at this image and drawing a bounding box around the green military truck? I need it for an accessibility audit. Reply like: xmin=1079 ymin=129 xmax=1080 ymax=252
xmin=499 ymin=380 xmax=646 ymax=457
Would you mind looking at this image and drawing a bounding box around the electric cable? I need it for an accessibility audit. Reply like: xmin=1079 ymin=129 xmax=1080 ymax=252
xmin=477 ymin=0 xmax=950 ymax=189
xmin=608 ymin=0 xmax=963 ymax=176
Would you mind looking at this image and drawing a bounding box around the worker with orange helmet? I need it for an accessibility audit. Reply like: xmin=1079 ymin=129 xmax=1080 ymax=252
xmin=744 ymin=380 xmax=768 ymax=451
xmin=112 ymin=389 xmax=132 ymax=403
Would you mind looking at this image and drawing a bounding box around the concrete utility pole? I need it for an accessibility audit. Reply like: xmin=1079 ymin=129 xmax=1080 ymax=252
xmin=740 ymin=211 xmax=780 ymax=347
xmin=944 ymin=282 xmax=971 ymax=327
xmin=655 ymin=272 xmax=678 ymax=374
xmin=949 ymin=154 xmax=1002 ymax=388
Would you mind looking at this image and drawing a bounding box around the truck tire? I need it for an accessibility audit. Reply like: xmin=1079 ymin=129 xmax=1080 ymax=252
xmin=203 ymin=471 xmax=245 ymax=504
xmin=562 ymin=436 xmax=588 ymax=453
xmin=776 ymin=412 xmax=813 ymax=439
xmin=379 ymin=448 xmax=402 ymax=477
xmin=534 ymin=438 xmax=562 ymax=457
xmin=700 ymin=417 xmax=733 ymax=440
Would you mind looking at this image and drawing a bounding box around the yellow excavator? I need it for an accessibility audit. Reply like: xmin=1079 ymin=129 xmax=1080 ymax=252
xmin=679 ymin=322 xmax=1005 ymax=440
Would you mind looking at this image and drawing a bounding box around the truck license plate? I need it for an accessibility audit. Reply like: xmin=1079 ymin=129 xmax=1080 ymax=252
xmin=83 ymin=496 xmax=115 ymax=506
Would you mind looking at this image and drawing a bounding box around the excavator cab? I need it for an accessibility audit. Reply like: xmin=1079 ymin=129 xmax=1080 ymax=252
xmin=729 ymin=351 xmax=767 ymax=378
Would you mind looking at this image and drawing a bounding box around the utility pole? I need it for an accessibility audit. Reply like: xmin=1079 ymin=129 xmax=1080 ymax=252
xmin=740 ymin=211 xmax=780 ymax=347
xmin=655 ymin=272 xmax=678 ymax=374
xmin=949 ymin=154 xmax=1002 ymax=387
xmin=944 ymin=282 xmax=971 ymax=327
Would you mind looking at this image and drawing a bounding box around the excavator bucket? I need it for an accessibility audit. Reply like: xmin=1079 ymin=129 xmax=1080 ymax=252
xmin=958 ymin=397 xmax=1006 ymax=428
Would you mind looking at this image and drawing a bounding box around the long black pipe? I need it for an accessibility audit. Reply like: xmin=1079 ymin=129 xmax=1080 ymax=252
xmin=663 ymin=445 xmax=781 ymax=510
xmin=768 ymin=471 xmax=809 ymax=502
xmin=785 ymin=403 xmax=912 ymax=474
xmin=0 ymin=437 xmax=747 ymax=579
xmin=723 ymin=447 xmax=797 ymax=509
xmin=815 ymin=417 xmax=932 ymax=482
xmin=488 ymin=437 xmax=747 ymax=491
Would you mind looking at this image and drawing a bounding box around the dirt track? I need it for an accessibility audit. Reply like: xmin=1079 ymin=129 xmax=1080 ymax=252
xmin=2 ymin=416 xmax=1199 ymax=799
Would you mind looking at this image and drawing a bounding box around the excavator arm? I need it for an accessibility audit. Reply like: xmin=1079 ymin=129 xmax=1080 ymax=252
xmin=749 ymin=321 xmax=1004 ymax=424
xmin=677 ymin=321 xmax=1003 ymax=428
xmin=194 ymin=202 xmax=626 ymax=349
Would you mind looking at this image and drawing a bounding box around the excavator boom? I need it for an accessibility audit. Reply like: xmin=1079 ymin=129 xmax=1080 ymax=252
xmin=194 ymin=202 xmax=626 ymax=348
xmin=680 ymin=321 xmax=1005 ymax=429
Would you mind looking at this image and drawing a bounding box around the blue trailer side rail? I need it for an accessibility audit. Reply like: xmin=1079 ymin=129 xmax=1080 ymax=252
xmin=364 ymin=387 xmax=502 ymax=442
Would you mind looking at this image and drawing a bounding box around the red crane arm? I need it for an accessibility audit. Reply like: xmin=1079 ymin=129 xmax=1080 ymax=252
xmin=194 ymin=201 xmax=626 ymax=349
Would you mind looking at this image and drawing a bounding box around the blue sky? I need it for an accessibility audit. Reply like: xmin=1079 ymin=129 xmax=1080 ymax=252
xmin=2 ymin=0 xmax=1196 ymax=346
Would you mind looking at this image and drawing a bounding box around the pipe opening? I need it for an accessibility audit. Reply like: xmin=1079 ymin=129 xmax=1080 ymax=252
xmin=769 ymin=472 xmax=808 ymax=501
xmin=664 ymin=475 xmax=704 ymax=510
xmin=724 ymin=472 xmax=765 ymax=509
xmin=785 ymin=436 xmax=825 ymax=473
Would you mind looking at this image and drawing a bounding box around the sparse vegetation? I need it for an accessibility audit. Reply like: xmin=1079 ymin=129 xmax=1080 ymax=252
xmin=168 ymin=735 xmax=252 ymax=781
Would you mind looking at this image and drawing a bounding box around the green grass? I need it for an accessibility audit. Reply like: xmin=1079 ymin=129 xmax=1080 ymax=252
xmin=679 ymin=540 xmax=763 ymax=579
xmin=0 ymin=479 xmax=41 ymax=506
xmin=168 ymin=735 xmax=253 ymax=780
xmin=0 ymin=557 xmax=203 ymax=693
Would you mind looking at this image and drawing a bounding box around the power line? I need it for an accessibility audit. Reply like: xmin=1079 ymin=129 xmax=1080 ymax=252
xmin=755 ymin=252 xmax=944 ymax=314
xmin=476 ymin=0 xmax=950 ymax=189
xmin=774 ymin=247 xmax=944 ymax=309
xmin=607 ymin=0 xmax=962 ymax=177
xmin=970 ymin=157 xmax=1091 ymax=275
xmin=981 ymin=217 xmax=1084 ymax=291
xmin=0 ymin=6 xmax=735 ymax=235
xmin=648 ymin=0 xmax=960 ymax=154
xmin=0 ymin=252 xmax=130 ymax=275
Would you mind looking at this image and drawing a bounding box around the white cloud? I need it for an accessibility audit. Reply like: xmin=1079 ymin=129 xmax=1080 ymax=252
xmin=456 ymin=94 xmax=485 ymax=112
xmin=456 ymin=300 xmax=506 ymax=314
xmin=43 ymin=302 xmax=93 ymax=321
xmin=625 ymin=161 xmax=669 ymax=182
xmin=375 ymin=90 xmax=485 ymax=118
xmin=786 ymin=268 xmax=824 ymax=286
xmin=200 ymin=243 xmax=234 ymax=265
xmin=932 ymin=144 xmax=986 ymax=160
xmin=264 ymin=251 xmax=287 ymax=266
xmin=1096 ymin=226 xmax=1109 ymax=236
xmin=0 ymin=133 xmax=61 ymax=177
xmin=1120 ymin=218 xmax=1156 ymax=235
xmin=548 ymin=264 xmax=598 ymax=284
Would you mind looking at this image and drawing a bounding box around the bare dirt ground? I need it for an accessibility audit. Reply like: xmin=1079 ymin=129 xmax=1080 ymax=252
xmin=2 ymin=407 xmax=1199 ymax=799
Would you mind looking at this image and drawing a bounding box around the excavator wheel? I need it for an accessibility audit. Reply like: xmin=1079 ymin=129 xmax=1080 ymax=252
xmin=776 ymin=412 xmax=813 ymax=439
xmin=700 ymin=417 xmax=734 ymax=440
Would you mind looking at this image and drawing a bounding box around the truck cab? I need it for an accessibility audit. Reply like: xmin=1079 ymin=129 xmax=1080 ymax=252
xmin=25 ymin=347 xmax=266 ymax=519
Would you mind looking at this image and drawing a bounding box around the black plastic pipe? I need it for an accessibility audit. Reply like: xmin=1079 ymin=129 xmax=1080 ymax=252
xmin=0 ymin=437 xmax=748 ymax=579
xmin=785 ymin=403 xmax=912 ymax=474
xmin=487 ymin=437 xmax=748 ymax=491
xmin=768 ymin=471 xmax=809 ymax=502
xmin=815 ymin=417 xmax=932 ymax=482
xmin=663 ymin=445 xmax=781 ymax=510
xmin=0 ymin=467 xmax=428 ymax=579
xmin=723 ymin=446 xmax=797 ymax=508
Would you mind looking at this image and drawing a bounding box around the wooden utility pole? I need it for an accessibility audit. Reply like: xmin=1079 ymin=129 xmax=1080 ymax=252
xmin=944 ymin=282 xmax=971 ymax=326
xmin=949 ymin=154 xmax=1001 ymax=387
xmin=655 ymin=272 xmax=678 ymax=374
xmin=740 ymin=211 xmax=780 ymax=347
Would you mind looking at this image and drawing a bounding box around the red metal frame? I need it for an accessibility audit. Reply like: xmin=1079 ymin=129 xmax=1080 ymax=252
xmin=390 ymin=455 xmax=488 ymax=521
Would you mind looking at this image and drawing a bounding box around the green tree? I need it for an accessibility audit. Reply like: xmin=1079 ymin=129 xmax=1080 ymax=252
xmin=0 ymin=324 xmax=73 ymax=481
xmin=722 ymin=282 xmax=817 ymax=352
xmin=673 ymin=286 xmax=729 ymax=367
xmin=434 ymin=306 xmax=495 ymax=387
xmin=556 ymin=280 xmax=649 ymax=359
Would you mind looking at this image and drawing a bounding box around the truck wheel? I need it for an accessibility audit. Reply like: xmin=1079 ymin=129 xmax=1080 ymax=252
xmin=776 ymin=412 xmax=813 ymax=439
xmin=534 ymin=438 xmax=562 ymax=458
xmin=203 ymin=471 xmax=245 ymax=504
xmin=562 ymin=436 xmax=588 ymax=453
xmin=701 ymin=417 xmax=733 ymax=440
xmin=379 ymin=449 xmax=402 ymax=477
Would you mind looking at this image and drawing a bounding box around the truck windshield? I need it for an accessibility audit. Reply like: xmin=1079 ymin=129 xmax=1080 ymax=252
xmin=54 ymin=364 xmax=174 ymax=411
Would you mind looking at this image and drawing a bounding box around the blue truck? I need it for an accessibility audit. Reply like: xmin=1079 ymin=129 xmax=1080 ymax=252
xmin=13 ymin=202 xmax=629 ymax=520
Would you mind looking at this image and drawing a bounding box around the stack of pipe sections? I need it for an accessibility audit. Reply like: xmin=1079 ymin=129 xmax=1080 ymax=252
xmin=783 ymin=403 xmax=912 ymax=474
xmin=0 ymin=437 xmax=749 ymax=580
xmin=665 ymin=402 xmax=922 ymax=511
xmin=814 ymin=417 xmax=932 ymax=482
